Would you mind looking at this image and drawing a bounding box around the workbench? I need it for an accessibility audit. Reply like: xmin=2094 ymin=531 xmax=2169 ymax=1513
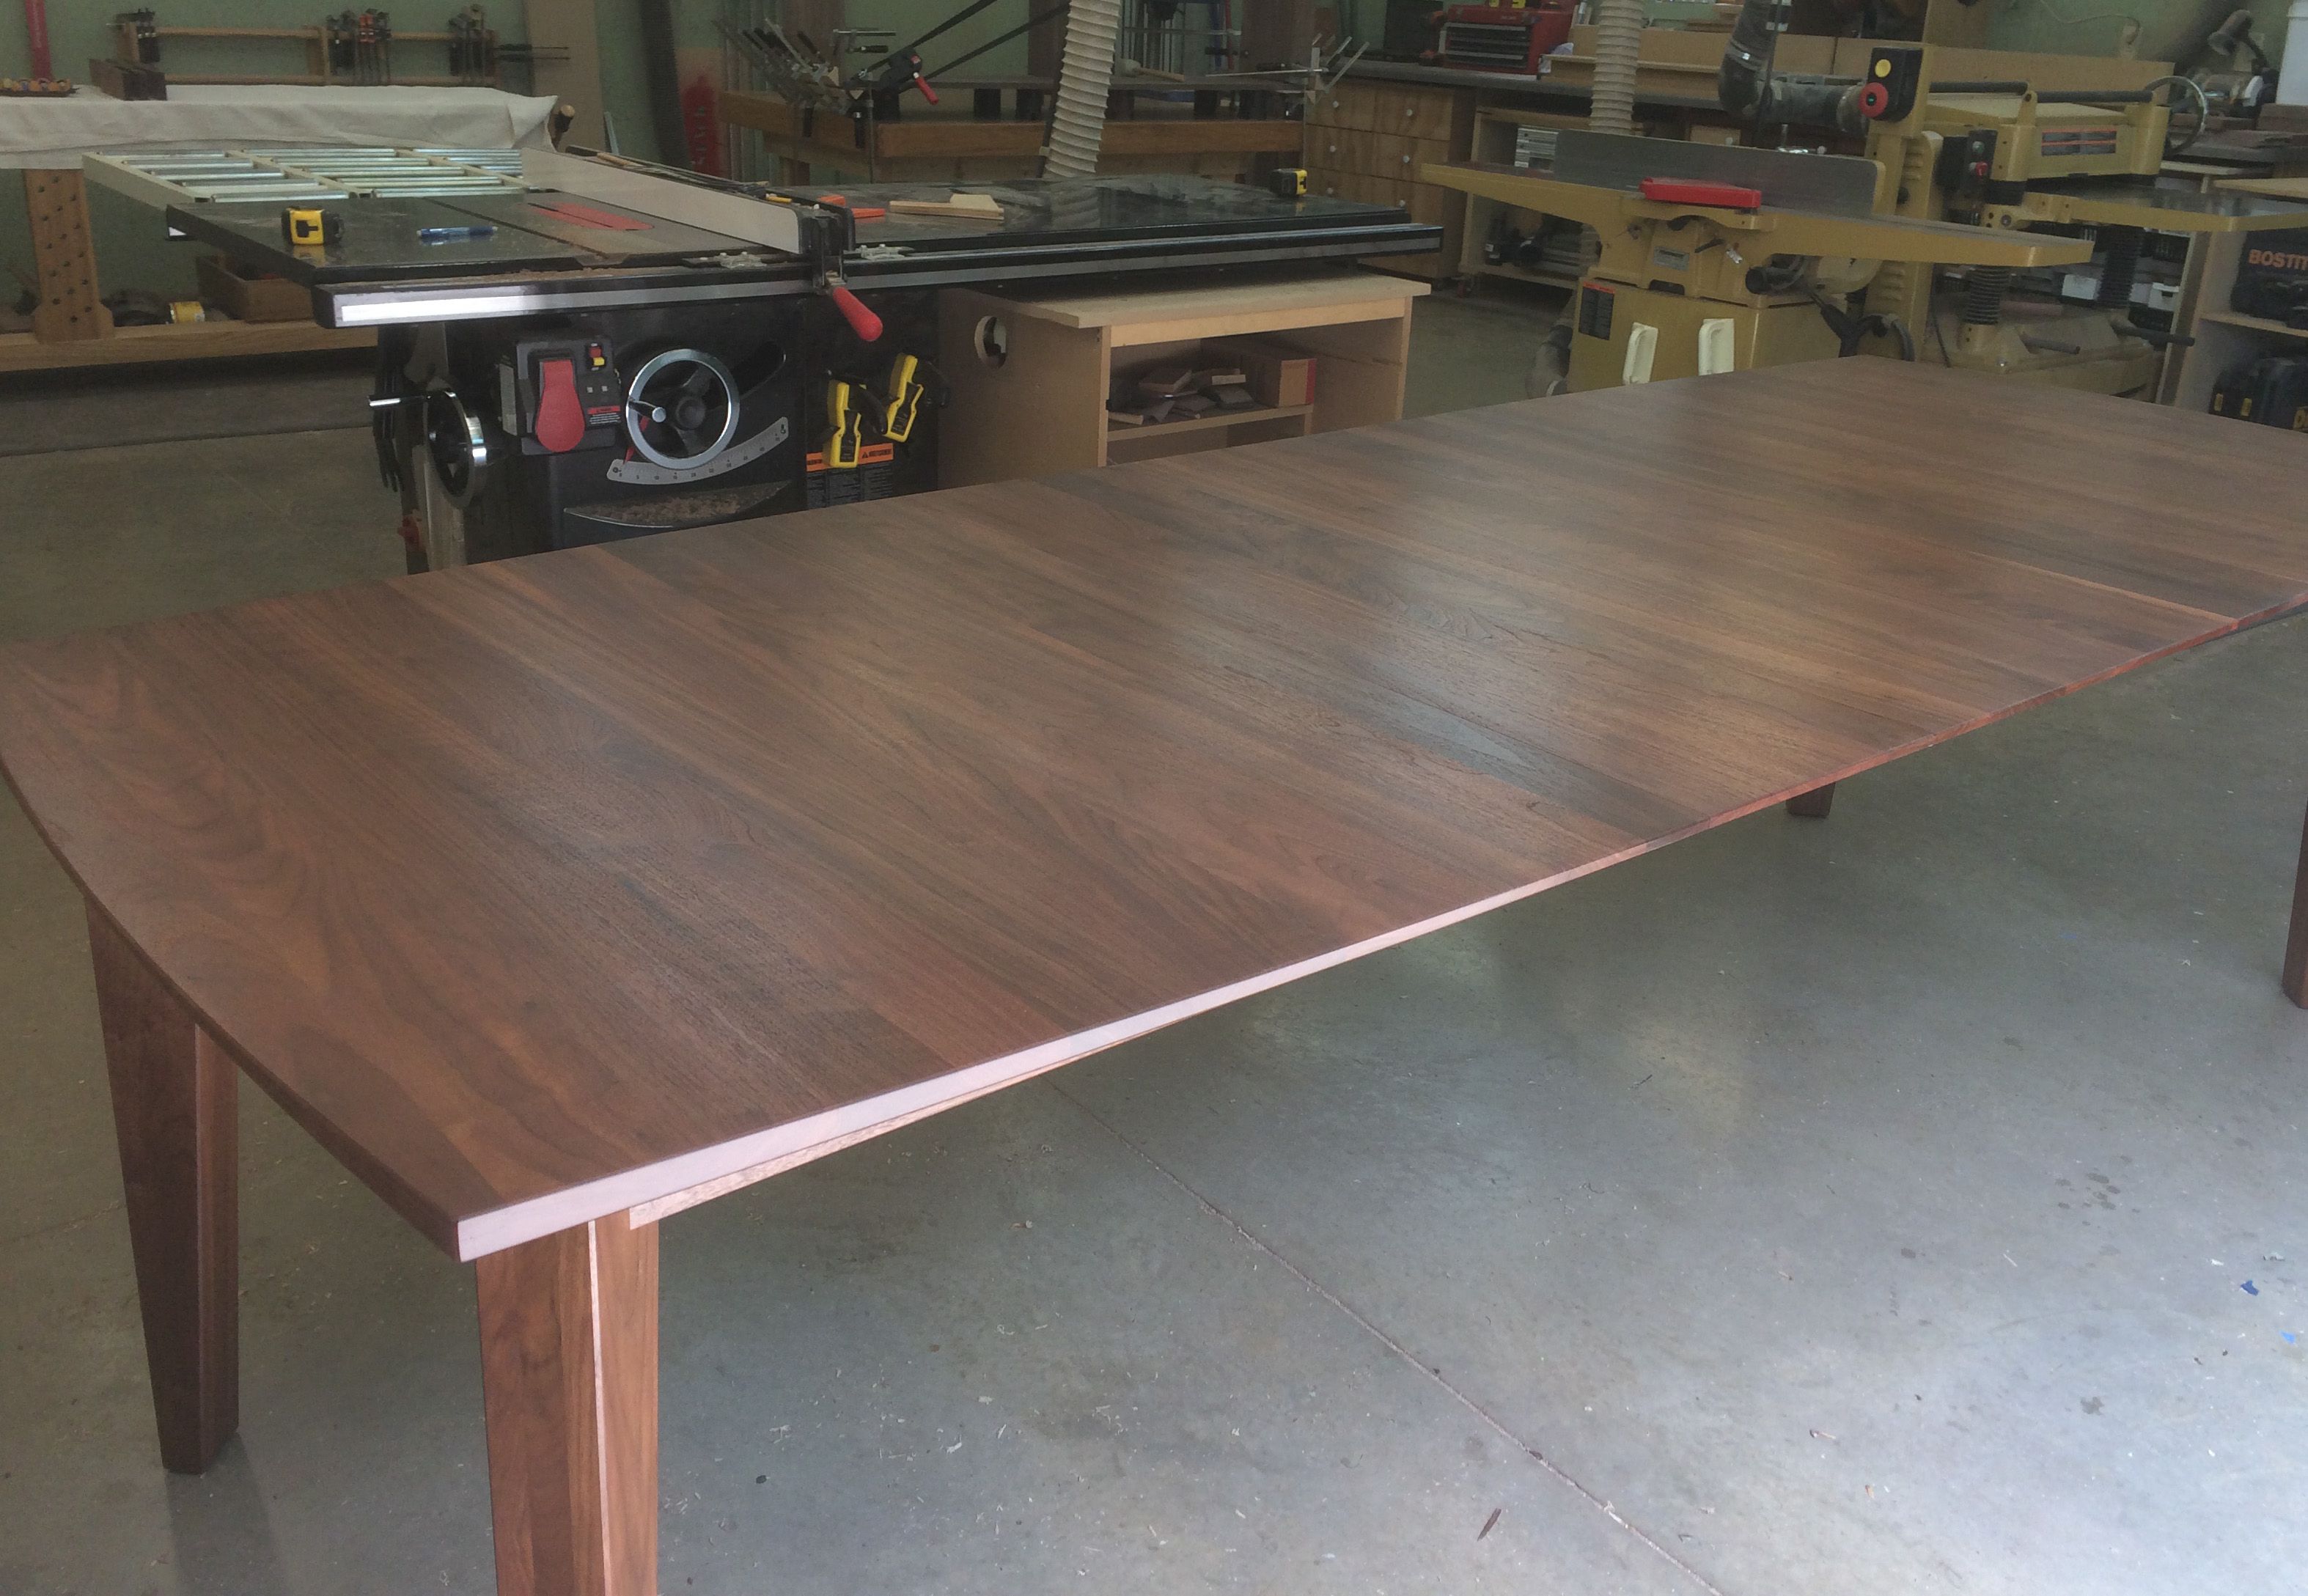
xmin=721 ymin=84 xmax=1301 ymax=187
xmin=0 ymin=84 xmax=555 ymax=375
xmin=5 ymin=359 xmax=2306 ymax=1595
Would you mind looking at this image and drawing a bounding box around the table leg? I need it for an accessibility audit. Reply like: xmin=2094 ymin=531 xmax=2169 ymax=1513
xmin=87 ymin=904 xmax=239 ymax=1474
xmin=1786 ymin=783 xmax=1836 ymax=819
xmin=477 ymin=1215 xmax=660 ymax=1596
xmin=2283 ymin=801 xmax=2308 ymax=1008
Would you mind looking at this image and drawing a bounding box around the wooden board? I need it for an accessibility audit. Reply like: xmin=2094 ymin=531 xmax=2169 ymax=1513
xmin=0 ymin=320 xmax=372 ymax=374
xmin=721 ymin=91 xmax=1301 ymax=171
xmin=4 ymin=361 xmax=2307 ymax=1265
xmin=2219 ymin=175 xmax=2308 ymax=202
xmin=988 ymin=273 xmax=1427 ymax=339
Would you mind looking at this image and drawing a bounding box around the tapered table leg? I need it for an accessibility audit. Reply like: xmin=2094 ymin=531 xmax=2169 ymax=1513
xmin=1786 ymin=783 xmax=1836 ymax=819
xmin=87 ymin=904 xmax=239 ymax=1474
xmin=477 ymin=1216 xmax=660 ymax=1596
xmin=2284 ymin=801 xmax=2308 ymax=1009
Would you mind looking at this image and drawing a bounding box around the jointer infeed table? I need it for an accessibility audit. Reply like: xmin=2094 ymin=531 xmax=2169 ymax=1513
xmin=3 ymin=361 xmax=2306 ymax=1594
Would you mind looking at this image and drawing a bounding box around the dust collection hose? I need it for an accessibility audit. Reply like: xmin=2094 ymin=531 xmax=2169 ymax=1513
xmin=1718 ymin=0 xmax=1863 ymax=130
xmin=1041 ymin=0 xmax=1123 ymax=179
xmin=1574 ymin=0 xmax=1644 ymax=277
xmin=1589 ymin=0 xmax=1642 ymax=137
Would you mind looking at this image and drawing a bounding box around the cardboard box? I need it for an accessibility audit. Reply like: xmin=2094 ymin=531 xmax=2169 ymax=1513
xmin=195 ymin=254 xmax=309 ymax=323
xmin=1205 ymin=336 xmax=1317 ymax=408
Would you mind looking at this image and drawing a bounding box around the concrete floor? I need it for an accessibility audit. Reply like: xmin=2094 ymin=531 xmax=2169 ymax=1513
xmin=3 ymin=295 xmax=2304 ymax=1596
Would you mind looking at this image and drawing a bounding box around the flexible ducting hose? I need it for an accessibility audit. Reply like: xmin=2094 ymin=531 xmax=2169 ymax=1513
xmin=1575 ymin=0 xmax=1645 ymax=278
xmin=1588 ymin=0 xmax=1644 ymax=137
xmin=1042 ymin=0 xmax=1124 ymax=179
xmin=1719 ymin=0 xmax=1862 ymax=130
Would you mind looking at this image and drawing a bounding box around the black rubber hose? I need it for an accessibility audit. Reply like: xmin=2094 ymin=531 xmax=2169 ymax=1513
xmin=1719 ymin=0 xmax=1862 ymax=130
xmin=1963 ymin=267 xmax=2013 ymax=326
xmin=2095 ymin=226 xmax=2145 ymax=311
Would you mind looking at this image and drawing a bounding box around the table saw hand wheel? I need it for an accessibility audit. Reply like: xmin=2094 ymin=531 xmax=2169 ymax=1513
xmin=826 ymin=379 xmax=864 ymax=470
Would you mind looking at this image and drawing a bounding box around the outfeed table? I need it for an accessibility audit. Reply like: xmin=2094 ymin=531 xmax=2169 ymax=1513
xmin=1 ymin=84 xmax=554 ymax=372
xmin=4 ymin=360 xmax=2308 ymax=1595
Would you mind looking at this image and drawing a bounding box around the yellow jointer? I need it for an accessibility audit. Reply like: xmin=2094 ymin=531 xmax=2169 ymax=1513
xmin=1431 ymin=163 xmax=2092 ymax=266
xmin=1428 ymin=155 xmax=2088 ymax=388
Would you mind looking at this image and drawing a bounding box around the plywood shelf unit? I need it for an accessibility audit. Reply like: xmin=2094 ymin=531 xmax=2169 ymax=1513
xmin=938 ymin=273 xmax=1427 ymax=486
xmin=2195 ymin=307 xmax=2308 ymax=339
xmin=1454 ymin=105 xmax=1596 ymax=291
xmin=1106 ymin=401 xmax=1314 ymax=449
xmin=2161 ymin=207 xmax=2308 ymax=416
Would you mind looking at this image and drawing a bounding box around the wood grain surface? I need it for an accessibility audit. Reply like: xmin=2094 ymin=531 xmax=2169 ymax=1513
xmin=5 ymin=361 xmax=2307 ymax=1260
xmin=88 ymin=905 xmax=239 ymax=1472
xmin=477 ymin=1216 xmax=658 ymax=1596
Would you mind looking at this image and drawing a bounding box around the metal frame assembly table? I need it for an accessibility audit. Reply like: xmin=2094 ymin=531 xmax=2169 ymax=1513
xmin=0 ymin=84 xmax=557 ymax=375
xmin=4 ymin=360 xmax=2307 ymax=1595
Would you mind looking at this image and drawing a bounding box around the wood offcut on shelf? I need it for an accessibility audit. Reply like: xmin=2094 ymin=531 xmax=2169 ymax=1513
xmin=1106 ymin=400 xmax=1313 ymax=442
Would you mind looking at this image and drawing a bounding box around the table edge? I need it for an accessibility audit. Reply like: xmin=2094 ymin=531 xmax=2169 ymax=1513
xmin=455 ymin=594 xmax=2304 ymax=1260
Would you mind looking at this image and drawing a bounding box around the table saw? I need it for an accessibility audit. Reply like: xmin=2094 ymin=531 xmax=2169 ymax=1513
xmin=89 ymin=146 xmax=1438 ymax=567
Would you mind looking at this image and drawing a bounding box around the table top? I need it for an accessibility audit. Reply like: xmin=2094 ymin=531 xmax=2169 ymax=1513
xmin=5 ymin=362 xmax=2306 ymax=1262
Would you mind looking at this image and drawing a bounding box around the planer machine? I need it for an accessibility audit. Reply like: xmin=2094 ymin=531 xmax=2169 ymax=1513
xmin=1426 ymin=0 xmax=2308 ymax=396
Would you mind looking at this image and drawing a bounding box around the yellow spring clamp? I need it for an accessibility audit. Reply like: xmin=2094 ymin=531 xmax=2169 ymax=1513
xmin=825 ymin=378 xmax=864 ymax=470
xmin=878 ymin=353 xmax=925 ymax=445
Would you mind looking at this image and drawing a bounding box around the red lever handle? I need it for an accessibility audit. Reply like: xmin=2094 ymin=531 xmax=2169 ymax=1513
xmin=533 ymin=356 xmax=586 ymax=453
xmin=828 ymin=285 xmax=883 ymax=342
xmin=913 ymin=71 xmax=938 ymax=105
xmin=1639 ymin=177 xmax=1763 ymax=211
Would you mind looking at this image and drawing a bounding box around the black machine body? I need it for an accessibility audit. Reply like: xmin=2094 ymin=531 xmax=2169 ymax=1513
xmin=383 ymin=289 xmax=942 ymax=567
xmin=457 ymin=300 xmax=808 ymax=562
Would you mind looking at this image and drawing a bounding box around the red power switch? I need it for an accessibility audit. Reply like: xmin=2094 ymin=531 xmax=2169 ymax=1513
xmin=534 ymin=356 xmax=585 ymax=453
xmin=1639 ymin=177 xmax=1763 ymax=211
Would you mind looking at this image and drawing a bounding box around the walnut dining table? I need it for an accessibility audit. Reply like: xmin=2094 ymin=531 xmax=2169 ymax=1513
xmin=4 ymin=360 xmax=2307 ymax=1596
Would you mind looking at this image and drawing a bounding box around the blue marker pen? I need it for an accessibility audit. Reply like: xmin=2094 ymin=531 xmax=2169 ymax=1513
xmin=418 ymin=224 xmax=497 ymax=244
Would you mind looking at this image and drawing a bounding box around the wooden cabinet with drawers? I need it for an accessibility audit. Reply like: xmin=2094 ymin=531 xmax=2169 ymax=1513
xmin=1304 ymin=78 xmax=1475 ymax=279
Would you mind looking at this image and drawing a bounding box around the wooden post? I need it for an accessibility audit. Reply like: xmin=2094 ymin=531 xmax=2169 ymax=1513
xmin=87 ymin=905 xmax=239 ymax=1474
xmin=477 ymin=1216 xmax=661 ymax=1596
xmin=2284 ymin=801 xmax=2308 ymax=1008
xmin=1786 ymin=783 xmax=1836 ymax=819
xmin=26 ymin=170 xmax=114 ymax=344
xmin=524 ymin=0 xmax=607 ymax=150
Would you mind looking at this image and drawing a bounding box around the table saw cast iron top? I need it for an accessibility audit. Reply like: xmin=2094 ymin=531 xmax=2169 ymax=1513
xmin=160 ymin=163 xmax=1443 ymax=327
